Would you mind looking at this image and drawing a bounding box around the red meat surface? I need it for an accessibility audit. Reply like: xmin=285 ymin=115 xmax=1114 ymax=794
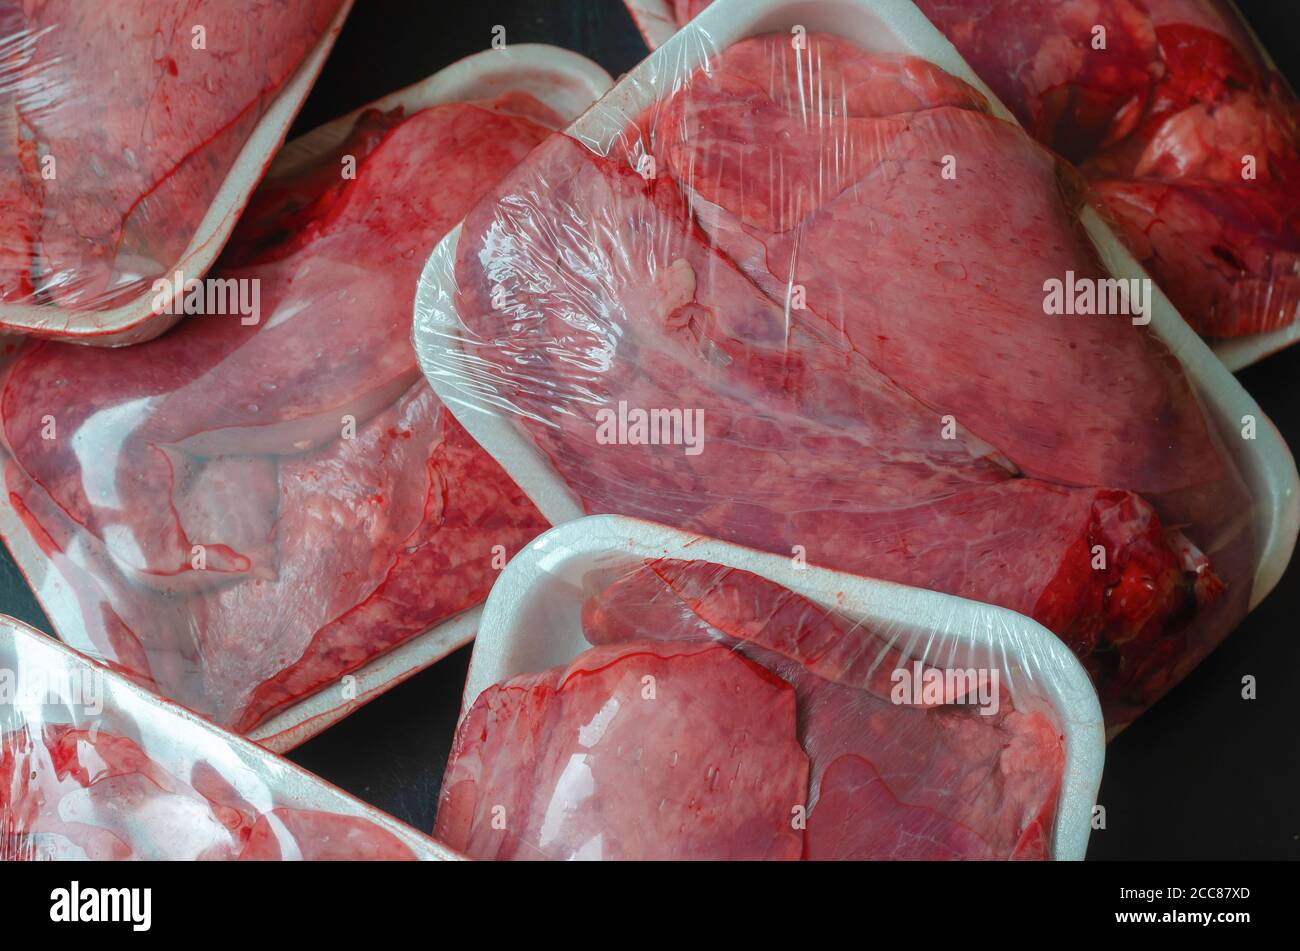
xmin=0 ymin=98 xmax=554 ymax=730
xmin=450 ymin=34 xmax=1252 ymax=722
xmin=0 ymin=724 xmax=414 ymax=860
xmin=435 ymin=640 xmax=809 ymax=861
xmin=582 ymin=560 xmax=1064 ymax=860
xmin=664 ymin=2 xmax=1298 ymax=337
xmin=0 ymin=0 xmax=345 ymax=312
xmin=435 ymin=560 xmax=1064 ymax=860
xmin=912 ymin=0 xmax=1300 ymax=338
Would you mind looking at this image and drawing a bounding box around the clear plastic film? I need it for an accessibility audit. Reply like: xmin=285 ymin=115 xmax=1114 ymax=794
xmin=0 ymin=70 xmax=587 ymax=736
xmin=414 ymin=12 xmax=1272 ymax=731
xmin=433 ymin=516 xmax=1104 ymax=861
xmin=0 ymin=0 xmax=349 ymax=341
xmin=0 ymin=613 xmax=452 ymax=860
xmin=634 ymin=0 xmax=1300 ymax=344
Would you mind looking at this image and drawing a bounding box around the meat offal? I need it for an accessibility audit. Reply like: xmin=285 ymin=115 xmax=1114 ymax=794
xmin=0 ymin=97 xmax=555 ymax=730
xmin=446 ymin=33 xmax=1255 ymax=724
xmin=435 ymin=560 xmax=1065 ymax=860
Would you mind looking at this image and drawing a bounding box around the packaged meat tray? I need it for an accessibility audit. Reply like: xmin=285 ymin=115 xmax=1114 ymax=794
xmin=0 ymin=613 xmax=458 ymax=860
xmin=413 ymin=0 xmax=1300 ymax=732
xmin=0 ymin=0 xmax=354 ymax=345
xmin=0 ymin=46 xmax=613 ymax=752
xmin=434 ymin=515 xmax=1105 ymax=860
xmin=623 ymin=0 xmax=1300 ymax=369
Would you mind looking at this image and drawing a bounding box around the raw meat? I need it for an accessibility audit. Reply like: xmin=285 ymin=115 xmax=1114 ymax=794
xmin=435 ymin=640 xmax=809 ymax=861
xmin=658 ymin=1 xmax=1299 ymax=338
xmin=0 ymin=724 xmax=414 ymax=860
xmin=0 ymin=0 xmax=345 ymax=313
xmin=446 ymin=33 xmax=1253 ymax=722
xmin=0 ymin=97 xmax=554 ymax=730
xmin=583 ymin=560 xmax=1064 ymax=860
xmin=911 ymin=0 xmax=1300 ymax=338
xmin=435 ymin=560 xmax=1064 ymax=860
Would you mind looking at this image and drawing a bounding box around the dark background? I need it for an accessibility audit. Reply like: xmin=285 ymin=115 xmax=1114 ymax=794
xmin=3 ymin=0 xmax=1297 ymax=860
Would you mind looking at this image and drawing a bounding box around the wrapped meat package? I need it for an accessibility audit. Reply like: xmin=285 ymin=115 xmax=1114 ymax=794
xmin=0 ymin=0 xmax=354 ymax=343
xmin=434 ymin=517 xmax=1104 ymax=861
xmin=415 ymin=6 xmax=1293 ymax=731
xmin=0 ymin=51 xmax=629 ymax=741
xmin=628 ymin=0 xmax=1300 ymax=362
xmin=0 ymin=613 xmax=454 ymax=860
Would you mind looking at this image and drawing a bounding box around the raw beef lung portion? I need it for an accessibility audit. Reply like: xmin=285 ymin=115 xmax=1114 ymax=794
xmin=0 ymin=98 xmax=553 ymax=729
xmin=0 ymin=0 xmax=345 ymax=311
xmin=913 ymin=0 xmax=1300 ymax=338
xmin=436 ymin=560 xmax=1065 ymax=860
xmin=581 ymin=560 xmax=1064 ymax=860
xmin=449 ymin=34 xmax=1252 ymax=721
xmin=0 ymin=724 xmax=414 ymax=860
xmin=665 ymin=2 xmax=1298 ymax=337
xmin=435 ymin=640 xmax=809 ymax=861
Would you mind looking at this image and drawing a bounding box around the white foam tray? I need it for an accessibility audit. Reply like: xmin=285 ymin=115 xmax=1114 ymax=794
xmin=414 ymin=0 xmax=1299 ymax=618
xmin=0 ymin=613 xmax=460 ymax=860
xmin=622 ymin=0 xmax=1299 ymax=370
xmin=460 ymin=515 xmax=1105 ymax=861
xmin=0 ymin=45 xmax=613 ymax=754
xmin=623 ymin=0 xmax=681 ymax=49
xmin=0 ymin=1 xmax=355 ymax=346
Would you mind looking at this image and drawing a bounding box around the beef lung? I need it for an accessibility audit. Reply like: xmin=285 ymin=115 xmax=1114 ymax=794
xmin=0 ymin=98 xmax=553 ymax=730
xmin=0 ymin=0 xmax=345 ymax=312
xmin=581 ymin=560 xmax=1064 ymax=860
xmin=450 ymin=34 xmax=1253 ymax=722
xmin=666 ymin=2 xmax=1299 ymax=338
xmin=435 ymin=640 xmax=809 ymax=861
xmin=0 ymin=725 xmax=414 ymax=860
xmin=913 ymin=0 xmax=1300 ymax=338
xmin=435 ymin=560 xmax=1064 ymax=860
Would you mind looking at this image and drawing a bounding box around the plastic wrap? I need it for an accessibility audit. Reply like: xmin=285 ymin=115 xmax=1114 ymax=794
xmin=0 ymin=0 xmax=352 ymax=344
xmin=914 ymin=0 xmax=1300 ymax=349
xmin=415 ymin=9 xmax=1297 ymax=731
xmin=0 ymin=613 xmax=455 ymax=860
xmin=627 ymin=0 xmax=1300 ymax=365
xmin=0 ymin=50 xmax=628 ymax=742
xmin=434 ymin=516 xmax=1104 ymax=861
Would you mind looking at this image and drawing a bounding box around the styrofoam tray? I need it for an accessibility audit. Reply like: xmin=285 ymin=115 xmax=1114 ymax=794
xmin=0 ymin=613 xmax=461 ymax=860
xmin=623 ymin=0 xmax=1300 ymax=371
xmin=0 ymin=1 xmax=355 ymax=347
xmin=623 ymin=0 xmax=682 ymax=50
xmin=414 ymin=0 xmax=1299 ymax=616
xmin=0 ymin=45 xmax=613 ymax=754
xmin=460 ymin=515 xmax=1105 ymax=860
xmin=1207 ymin=2 xmax=1300 ymax=369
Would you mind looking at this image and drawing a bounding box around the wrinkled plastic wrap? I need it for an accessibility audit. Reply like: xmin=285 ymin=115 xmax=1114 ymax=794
xmin=916 ymin=0 xmax=1300 ymax=342
xmin=416 ymin=25 xmax=1263 ymax=730
xmin=0 ymin=0 xmax=347 ymax=338
xmin=0 ymin=613 xmax=451 ymax=860
xmin=434 ymin=516 xmax=1104 ymax=861
xmin=640 ymin=0 xmax=1300 ymax=343
xmin=0 ymin=88 xmax=562 ymax=734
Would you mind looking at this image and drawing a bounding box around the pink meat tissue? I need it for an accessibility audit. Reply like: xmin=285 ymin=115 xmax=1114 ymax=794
xmin=0 ymin=93 xmax=559 ymax=732
xmin=424 ymin=30 xmax=1257 ymax=729
xmin=0 ymin=614 xmax=422 ymax=860
xmin=658 ymin=0 xmax=1300 ymax=340
xmin=0 ymin=0 xmax=346 ymax=325
xmin=435 ymin=560 xmax=1066 ymax=860
xmin=2 ymin=724 xmax=416 ymax=860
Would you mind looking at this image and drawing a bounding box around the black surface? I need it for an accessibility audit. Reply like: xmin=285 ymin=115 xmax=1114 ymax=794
xmin=3 ymin=0 xmax=1298 ymax=860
